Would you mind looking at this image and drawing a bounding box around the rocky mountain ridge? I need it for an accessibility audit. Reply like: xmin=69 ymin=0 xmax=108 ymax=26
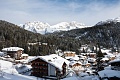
xmin=20 ymin=21 xmax=89 ymax=34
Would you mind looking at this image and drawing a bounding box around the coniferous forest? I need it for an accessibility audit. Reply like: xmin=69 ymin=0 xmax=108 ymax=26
xmin=0 ymin=20 xmax=120 ymax=55
xmin=0 ymin=20 xmax=81 ymax=55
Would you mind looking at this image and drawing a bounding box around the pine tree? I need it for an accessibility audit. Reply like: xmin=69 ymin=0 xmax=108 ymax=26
xmin=96 ymin=45 xmax=104 ymax=71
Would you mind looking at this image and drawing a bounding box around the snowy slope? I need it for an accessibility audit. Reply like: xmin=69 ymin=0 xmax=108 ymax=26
xmin=0 ymin=60 xmax=43 ymax=80
xmin=48 ymin=21 xmax=88 ymax=33
xmin=96 ymin=16 xmax=120 ymax=26
xmin=0 ymin=73 xmax=40 ymax=80
xmin=20 ymin=21 xmax=89 ymax=34
xmin=0 ymin=60 xmax=18 ymax=74
xmin=20 ymin=21 xmax=50 ymax=34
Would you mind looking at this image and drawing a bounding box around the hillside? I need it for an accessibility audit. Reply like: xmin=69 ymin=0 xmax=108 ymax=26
xmin=47 ymin=21 xmax=120 ymax=49
xmin=1 ymin=20 xmax=120 ymax=55
xmin=0 ymin=20 xmax=44 ymax=55
xmin=0 ymin=20 xmax=81 ymax=55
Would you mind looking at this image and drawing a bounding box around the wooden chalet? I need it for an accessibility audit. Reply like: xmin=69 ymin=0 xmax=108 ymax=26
xmin=29 ymin=54 xmax=69 ymax=78
xmin=81 ymin=53 xmax=96 ymax=58
xmin=2 ymin=47 xmax=24 ymax=60
xmin=64 ymin=51 xmax=76 ymax=57
xmin=69 ymin=61 xmax=82 ymax=68
xmin=21 ymin=54 xmax=28 ymax=59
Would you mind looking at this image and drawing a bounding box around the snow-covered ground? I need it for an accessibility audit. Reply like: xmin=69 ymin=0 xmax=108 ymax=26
xmin=62 ymin=72 xmax=100 ymax=80
xmin=0 ymin=60 xmax=43 ymax=80
xmin=0 ymin=57 xmax=99 ymax=80
xmin=0 ymin=73 xmax=42 ymax=80
xmin=0 ymin=52 xmax=120 ymax=80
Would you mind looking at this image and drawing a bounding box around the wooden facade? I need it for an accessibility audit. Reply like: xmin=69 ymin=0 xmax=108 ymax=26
xmin=2 ymin=47 xmax=23 ymax=60
xmin=64 ymin=51 xmax=76 ymax=57
xmin=88 ymin=53 xmax=96 ymax=58
xmin=15 ymin=50 xmax=23 ymax=60
xmin=62 ymin=62 xmax=67 ymax=76
xmin=70 ymin=62 xmax=82 ymax=68
xmin=30 ymin=58 xmax=67 ymax=78
xmin=6 ymin=50 xmax=22 ymax=60
xmin=31 ymin=58 xmax=48 ymax=77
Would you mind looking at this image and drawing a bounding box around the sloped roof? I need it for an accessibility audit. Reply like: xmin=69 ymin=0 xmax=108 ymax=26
xmin=2 ymin=47 xmax=24 ymax=51
xmin=69 ymin=61 xmax=82 ymax=66
xmin=21 ymin=54 xmax=28 ymax=57
xmin=109 ymin=59 xmax=120 ymax=63
xmin=101 ymin=57 xmax=109 ymax=61
xmin=98 ymin=70 xmax=120 ymax=78
xmin=28 ymin=54 xmax=70 ymax=71
xmin=64 ymin=51 xmax=76 ymax=54
xmin=65 ymin=55 xmax=79 ymax=61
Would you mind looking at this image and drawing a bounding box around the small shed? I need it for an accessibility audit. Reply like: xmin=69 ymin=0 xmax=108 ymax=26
xmin=21 ymin=54 xmax=28 ymax=59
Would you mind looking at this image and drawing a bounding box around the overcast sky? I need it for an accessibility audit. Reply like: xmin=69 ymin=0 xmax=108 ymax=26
xmin=0 ymin=0 xmax=120 ymax=26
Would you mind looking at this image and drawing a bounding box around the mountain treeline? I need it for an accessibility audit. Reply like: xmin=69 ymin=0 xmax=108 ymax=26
xmin=48 ymin=21 xmax=120 ymax=50
xmin=1 ymin=20 xmax=120 ymax=55
xmin=0 ymin=20 xmax=45 ymax=55
xmin=0 ymin=20 xmax=82 ymax=55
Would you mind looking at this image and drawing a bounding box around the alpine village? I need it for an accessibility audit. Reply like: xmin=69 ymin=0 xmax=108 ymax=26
xmin=0 ymin=18 xmax=120 ymax=80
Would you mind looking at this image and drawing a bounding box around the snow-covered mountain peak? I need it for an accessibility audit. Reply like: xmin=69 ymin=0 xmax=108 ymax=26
xmin=95 ymin=17 xmax=120 ymax=26
xmin=70 ymin=21 xmax=85 ymax=26
xmin=24 ymin=21 xmax=50 ymax=29
xmin=114 ymin=16 xmax=120 ymax=22
xmin=20 ymin=21 xmax=89 ymax=34
xmin=51 ymin=22 xmax=69 ymax=28
xmin=51 ymin=21 xmax=86 ymax=29
xmin=21 ymin=21 xmax=50 ymax=34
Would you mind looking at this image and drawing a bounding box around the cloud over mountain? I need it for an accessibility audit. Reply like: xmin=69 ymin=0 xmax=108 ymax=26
xmin=0 ymin=0 xmax=120 ymax=26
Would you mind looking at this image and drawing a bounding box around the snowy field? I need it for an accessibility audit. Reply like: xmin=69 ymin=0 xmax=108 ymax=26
xmin=0 ymin=59 xmax=100 ymax=80
xmin=0 ymin=60 xmax=43 ymax=80
xmin=0 ymin=53 xmax=120 ymax=80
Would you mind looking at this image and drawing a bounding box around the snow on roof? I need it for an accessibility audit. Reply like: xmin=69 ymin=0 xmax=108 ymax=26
xmin=109 ymin=59 xmax=120 ymax=63
xmin=81 ymin=53 xmax=87 ymax=55
xmin=69 ymin=61 xmax=82 ymax=66
xmin=88 ymin=53 xmax=96 ymax=55
xmin=101 ymin=49 xmax=111 ymax=53
xmin=21 ymin=54 xmax=28 ymax=57
xmin=64 ymin=51 xmax=76 ymax=54
xmin=87 ymin=58 xmax=96 ymax=62
xmin=28 ymin=54 xmax=70 ymax=71
xmin=101 ymin=57 xmax=109 ymax=61
xmin=2 ymin=47 xmax=24 ymax=52
xmin=98 ymin=70 xmax=120 ymax=78
xmin=13 ymin=56 xmax=34 ymax=64
xmin=105 ymin=54 xmax=115 ymax=58
xmin=81 ymin=52 xmax=95 ymax=55
xmin=65 ymin=55 xmax=79 ymax=61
